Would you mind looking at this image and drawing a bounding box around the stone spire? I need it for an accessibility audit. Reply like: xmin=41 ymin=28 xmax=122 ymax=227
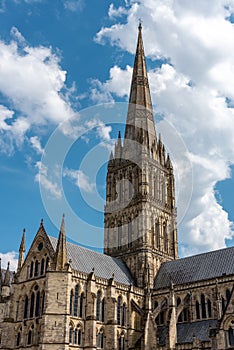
xmin=124 ymin=23 xmax=156 ymax=149
xmin=17 ymin=228 xmax=26 ymax=272
xmin=104 ymin=24 xmax=178 ymax=288
xmin=55 ymin=214 xmax=67 ymax=271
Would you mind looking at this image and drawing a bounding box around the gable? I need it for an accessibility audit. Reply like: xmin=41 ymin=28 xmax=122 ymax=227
xmin=17 ymin=224 xmax=55 ymax=282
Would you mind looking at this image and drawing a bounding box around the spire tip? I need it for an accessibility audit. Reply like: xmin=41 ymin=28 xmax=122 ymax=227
xmin=138 ymin=19 xmax=142 ymax=30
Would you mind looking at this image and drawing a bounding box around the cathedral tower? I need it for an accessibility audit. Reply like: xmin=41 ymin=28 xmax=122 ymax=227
xmin=104 ymin=24 xmax=178 ymax=288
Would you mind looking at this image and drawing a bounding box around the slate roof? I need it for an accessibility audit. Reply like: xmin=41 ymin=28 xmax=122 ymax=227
xmin=157 ymin=320 xmax=217 ymax=346
xmin=154 ymin=246 xmax=234 ymax=289
xmin=177 ymin=320 xmax=217 ymax=344
xmin=49 ymin=236 xmax=135 ymax=285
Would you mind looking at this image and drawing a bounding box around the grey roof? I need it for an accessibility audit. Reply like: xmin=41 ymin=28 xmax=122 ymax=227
xmin=177 ymin=320 xmax=217 ymax=344
xmin=49 ymin=236 xmax=135 ymax=285
xmin=154 ymin=246 xmax=234 ymax=289
xmin=157 ymin=320 xmax=217 ymax=346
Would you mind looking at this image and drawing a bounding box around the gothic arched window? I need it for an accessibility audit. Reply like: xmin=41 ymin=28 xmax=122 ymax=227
xmin=97 ymin=329 xmax=104 ymax=349
xmin=196 ymin=301 xmax=200 ymax=319
xmin=118 ymin=333 xmax=125 ymax=350
xmin=163 ymin=223 xmax=167 ymax=252
xmin=24 ymin=296 xmax=29 ymax=319
xmin=16 ymin=330 xmax=21 ymax=347
xmin=101 ymin=297 xmax=105 ymax=322
xmin=207 ymin=298 xmax=212 ymax=318
xmin=155 ymin=221 xmax=160 ymax=248
xmin=70 ymin=290 xmax=74 ymax=315
xmin=35 ymin=291 xmax=40 ymax=317
xmin=122 ymin=303 xmax=127 ymax=327
xmin=79 ymin=292 xmax=84 ymax=318
xmin=30 ymin=292 xmax=35 ymax=318
xmin=74 ymin=285 xmax=79 ymax=317
xmin=41 ymin=291 xmax=45 ymax=315
xmin=34 ymin=260 xmax=39 ymax=277
xmin=27 ymin=330 xmax=32 ymax=345
xmin=30 ymin=261 xmax=34 ymax=278
xmin=27 ymin=326 xmax=34 ymax=346
xmin=74 ymin=328 xmax=78 ymax=344
xmin=117 ymin=296 xmax=122 ymax=325
xmin=201 ymin=294 xmax=206 ymax=319
xmin=40 ymin=259 xmax=45 ymax=275
xmin=77 ymin=326 xmax=82 ymax=345
xmin=69 ymin=325 xmax=73 ymax=344
xmin=96 ymin=290 xmax=101 ymax=321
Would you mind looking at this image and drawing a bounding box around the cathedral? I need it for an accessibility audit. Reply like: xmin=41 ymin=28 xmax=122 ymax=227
xmin=1 ymin=24 xmax=234 ymax=350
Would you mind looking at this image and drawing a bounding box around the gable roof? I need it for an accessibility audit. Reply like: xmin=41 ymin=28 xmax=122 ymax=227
xmin=154 ymin=246 xmax=234 ymax=290
xmin=157 ymin=320 xmax=217 ymax=346
xmin=49 ymin=236 xmax=135 ymax=285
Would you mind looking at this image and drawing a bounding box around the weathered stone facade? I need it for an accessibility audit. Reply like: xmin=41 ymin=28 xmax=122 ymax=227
xmin=0 ymin=24 xmax=234 ymax=350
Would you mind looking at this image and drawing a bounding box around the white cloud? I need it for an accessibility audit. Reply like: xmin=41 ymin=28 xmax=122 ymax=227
xmin=10 ymin=26 xmax=26 ymax=44
xmin=94 ymin=0 xmax=234 ymax=255
xmin=63 ymin=0 xmax=84 ymax=12
xmin=108 ymin=3 xmax=129 ymax=19
xmin=0 ymin=105 xmax=14 ymax=131
xmin=29 ymin=136 xmax=44 ymax=155
xmin=86 ymin=119 xmax=112 ymax=142
xmin=0 ymin=28 xmax=77 ymax=153
xmin=0 ymin=251 xmax=18 ymax=271
xmin=35 ymin=161 xmax=62 ymax=199
xmin=64 ymin=168 xmax=95 ymax=193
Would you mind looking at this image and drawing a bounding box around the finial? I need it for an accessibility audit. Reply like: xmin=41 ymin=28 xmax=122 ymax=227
xmin=138 ymin=18 xmax=142 ymax=30
xmin=40 ymin=218 xmax=44 ymax=226
xmin=109 ymin=150 xmax=114 ymax=160
xmin=92 ymin=267 xmax=95 ymax=272
xmin=60 ymin=213 xmax=65 ymax=234
xmin=3 ymin=261 xmax=10 ymax=287
xmin=118 ymin=130 xmax=121 ymax=139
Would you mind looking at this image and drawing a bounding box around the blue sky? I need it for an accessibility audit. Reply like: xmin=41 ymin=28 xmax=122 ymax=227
xmin=1 ymin=0 xmax=234 ymax=270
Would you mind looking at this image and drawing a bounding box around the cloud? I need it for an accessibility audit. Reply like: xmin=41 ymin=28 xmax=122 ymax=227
xmin=108 ymin=3 xmax=129 ymax=19
xmin=89 ymin=65 xmax=132 ymax=104
xmin=0 ymin=27 xmax=77 ymax=153
xmin=10 ymin=26 xmax=26 ymax=44
xmin=35 ymin=161 xmax=62 ymax=199
xmin=94 ymin=1 xmax=234 ymax=255
xmin=64 ymin=168 xmax=95 ymax=193
xmin=63 ymin=0 xmax=84 ymax=12
xmin=29 ymin=136 xmax=44 ymax=155
xmin=0 ymin=251 xmax=18 ymax=271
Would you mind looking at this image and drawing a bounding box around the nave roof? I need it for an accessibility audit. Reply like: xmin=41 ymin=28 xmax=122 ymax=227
xmin=49 ymin=236 xmax=135 ymax=285
xmin=154 ymin=245 xmax=234 ymax=289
